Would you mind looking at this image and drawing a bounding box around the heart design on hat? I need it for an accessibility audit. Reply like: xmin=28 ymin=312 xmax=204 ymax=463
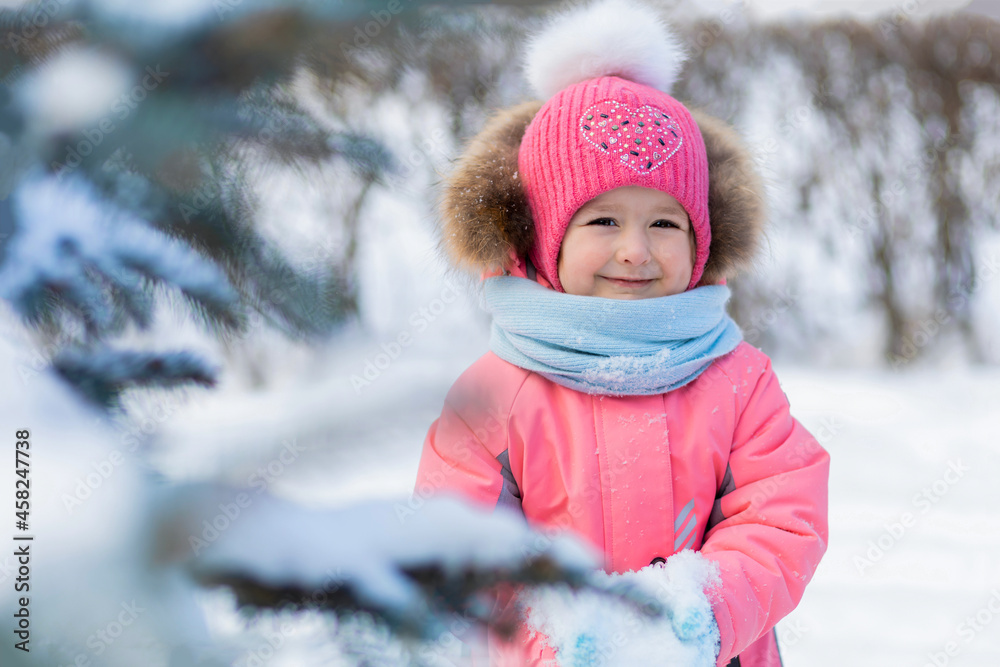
xmin=579 ymin=100 xmax=684 ymax=173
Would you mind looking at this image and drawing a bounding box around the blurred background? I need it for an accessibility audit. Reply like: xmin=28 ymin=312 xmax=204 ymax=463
xmin=0 ymin=0 xmax=998 ymax=665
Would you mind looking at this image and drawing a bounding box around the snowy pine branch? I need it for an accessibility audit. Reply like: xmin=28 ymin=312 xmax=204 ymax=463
xmin=173 ymin=489 xmax=664 ymax=644
xmin=0 ymin=0 xmax=433 ymax=401
xmin=52 ymin=347 xmax=217 ymax=407
xmin=0 ymin=172 xmax=239 ymax=338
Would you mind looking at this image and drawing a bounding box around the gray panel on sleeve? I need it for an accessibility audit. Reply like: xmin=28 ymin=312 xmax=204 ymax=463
xmin=494 ymin=449 xmax=525 ymax=519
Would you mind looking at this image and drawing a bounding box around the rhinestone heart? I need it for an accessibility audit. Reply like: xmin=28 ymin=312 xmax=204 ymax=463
xmin=579 ymin=100 xmax=683 ymax=172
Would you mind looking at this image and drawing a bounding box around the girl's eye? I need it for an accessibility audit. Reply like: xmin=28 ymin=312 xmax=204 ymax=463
xmin=584 ymin=218 xmax=684 ymax=228
xmin=652 ymin=219 xmax=681 ymax=229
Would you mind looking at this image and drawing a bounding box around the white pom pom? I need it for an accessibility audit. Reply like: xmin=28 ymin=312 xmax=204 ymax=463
xmin=523 ymin=0 xmax=688 ymax=100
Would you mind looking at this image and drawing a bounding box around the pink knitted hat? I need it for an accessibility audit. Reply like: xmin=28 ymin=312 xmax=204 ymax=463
xmin=517 ymin=0 xmax=710 ymax=293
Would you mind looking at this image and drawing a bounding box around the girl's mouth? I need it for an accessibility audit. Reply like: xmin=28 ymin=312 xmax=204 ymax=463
xmin=602 ymin=277 xmax=654 ymax=288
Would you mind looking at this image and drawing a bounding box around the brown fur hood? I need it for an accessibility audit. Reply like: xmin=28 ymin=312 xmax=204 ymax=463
xmin=437 ymin=100 xmax=767 ymax=286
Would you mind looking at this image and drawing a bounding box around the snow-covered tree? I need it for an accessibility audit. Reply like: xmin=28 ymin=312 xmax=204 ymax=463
xmin=0 ymin=2 xmax=714 ymax=665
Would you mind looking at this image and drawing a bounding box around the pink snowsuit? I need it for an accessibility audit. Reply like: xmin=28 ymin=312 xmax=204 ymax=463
xmin=414 ymin=285 xmax=830 ymax=665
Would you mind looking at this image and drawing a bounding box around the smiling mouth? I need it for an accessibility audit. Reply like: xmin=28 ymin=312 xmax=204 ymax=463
xmin=602 ymin=276 xmax=655 ymax=287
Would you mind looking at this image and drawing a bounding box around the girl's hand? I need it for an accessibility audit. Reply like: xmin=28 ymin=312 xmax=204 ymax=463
xmin=523 ymin=550 xmax=722 ymax=666
xmin=649 ymin=556 xmax=717 ymax=642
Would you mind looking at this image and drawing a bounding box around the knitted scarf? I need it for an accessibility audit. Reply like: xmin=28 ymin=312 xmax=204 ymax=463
xmin=482 ymin=275 xmax=743 ymax=396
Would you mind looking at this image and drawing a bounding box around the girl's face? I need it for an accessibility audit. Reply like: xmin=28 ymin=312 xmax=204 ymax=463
xmin=557 ymin=186 xmax=696 ymax=299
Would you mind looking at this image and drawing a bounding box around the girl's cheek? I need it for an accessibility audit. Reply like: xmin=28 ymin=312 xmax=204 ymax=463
xmin=576 ymin=238 xmax=609 ymax=268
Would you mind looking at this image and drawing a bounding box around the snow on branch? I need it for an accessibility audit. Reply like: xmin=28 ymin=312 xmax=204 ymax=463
xmin=53 ymin=347 xmax=217 ymax=407
xmin=0 ymin=171 xmax=239 ymax=336
xmin=173 ymin=488 xmax=665 ymax=644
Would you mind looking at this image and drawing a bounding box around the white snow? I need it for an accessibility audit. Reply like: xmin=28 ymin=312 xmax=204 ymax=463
xmin=15 ymin=46 xmax=132 ymax=135
xmin=0 ymin=325 xmax=223 ymax=667
xmin=776 ymin=365 xmax=1000 ymax=666
xmin=190 ymin=491 xmax=601 ymax=617
xmin=0 ymin=172 xmax=236 ymax=329
xmin=524 ymin=550 xmax=722 ymax=666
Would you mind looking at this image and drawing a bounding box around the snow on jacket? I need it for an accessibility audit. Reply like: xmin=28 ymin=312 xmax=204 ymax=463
xmin=414 ymin=97 xmax=829 ymax=666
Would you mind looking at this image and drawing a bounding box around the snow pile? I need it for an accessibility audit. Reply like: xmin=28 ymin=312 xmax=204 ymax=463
xmin=523 ymin=550 xmax=722 ymax=667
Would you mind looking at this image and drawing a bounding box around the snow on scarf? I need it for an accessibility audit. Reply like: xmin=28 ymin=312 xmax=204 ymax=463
xmin=482 ymin=276 xmax=743 ymax=396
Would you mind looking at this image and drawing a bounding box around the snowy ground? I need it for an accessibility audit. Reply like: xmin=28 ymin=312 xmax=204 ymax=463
xmin=151 ymin=304 xmax=1000 ymax=666
xmin=776 ymin=366 xmax=1000 ymax=666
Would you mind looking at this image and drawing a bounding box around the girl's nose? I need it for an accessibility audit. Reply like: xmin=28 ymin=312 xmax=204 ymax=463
xmin=614 ymin=225 xmax=651 ymax=265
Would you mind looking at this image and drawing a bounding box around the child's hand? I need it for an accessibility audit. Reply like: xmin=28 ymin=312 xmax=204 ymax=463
xmin=665 ymin=595 xmax=715 ymax=643
xmin=652 ymin=564 xmax=717 ymax=643
xmin=523 ymin=550 xmax=722 ymax=667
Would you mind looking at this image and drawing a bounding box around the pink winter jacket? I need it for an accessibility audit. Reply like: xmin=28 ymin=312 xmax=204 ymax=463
xmin=416 ymin=342 xmax=830 ymax=667
xmin=415 ymin=326 xmax=829 ymax=667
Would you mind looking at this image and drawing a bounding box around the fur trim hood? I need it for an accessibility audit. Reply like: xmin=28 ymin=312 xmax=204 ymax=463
xmin=437 ymin=101 xmax=766 ymax=287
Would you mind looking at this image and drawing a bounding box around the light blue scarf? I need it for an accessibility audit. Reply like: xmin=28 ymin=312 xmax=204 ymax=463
xmin=482 ymin=276 xmax=743 ymax=396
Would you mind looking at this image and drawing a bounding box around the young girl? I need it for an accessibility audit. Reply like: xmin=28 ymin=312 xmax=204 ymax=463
xmin=414 ymin=2 xmax=830 ymax=665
